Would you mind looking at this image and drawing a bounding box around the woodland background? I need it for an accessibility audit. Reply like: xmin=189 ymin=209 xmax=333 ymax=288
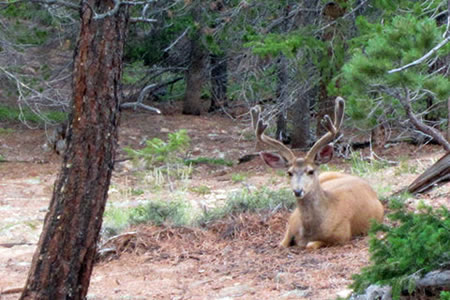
xmin=0 ymin=0 xmax=449 ymax=299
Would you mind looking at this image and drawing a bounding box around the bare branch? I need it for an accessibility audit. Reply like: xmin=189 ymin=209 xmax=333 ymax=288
xmin=120 ymin=102 xmax=161 ymax=113
xmin=314 ymin=0 xmax=370 ymax=35
xmin=164 ymin=27 xmax=189 ymax=52
xmin=388 ymin=35 xmax=450 ymax=74
xmin=129 ymin=17 xmax=157 ymax=23
xmin=400 ymin=88 xmax=450 ymax=151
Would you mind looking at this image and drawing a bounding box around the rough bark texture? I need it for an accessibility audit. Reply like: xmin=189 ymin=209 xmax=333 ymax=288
xmin=209 ymin=54 xmax=228 ymax=112
xmin=20 ymin=1 xmax=128 ymax=299
xmin=182 ymin=29 xmax=207 ymax=115
xmin=400 ymin=90 xmax=450 ymax=151
xmin=408 ymin=152 xmax=450 ymax=194
xmin=316 ymin=1 xmax=346 ymax=137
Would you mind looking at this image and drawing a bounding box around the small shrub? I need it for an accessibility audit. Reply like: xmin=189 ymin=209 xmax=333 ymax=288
xmin=125 ymin=129 xmax=190 ymax=166
xmin=129 ymin=198 xmax=192 ymax=227
xmin=184 ymin=157 xmax=233 ymax=167
xmin=189 ymin=185 xmax=211 ymax=195
xmin=231 ymin=172 xmax=247 ymax=183
xmin=351 ymin=202 xmax=450 ymax=299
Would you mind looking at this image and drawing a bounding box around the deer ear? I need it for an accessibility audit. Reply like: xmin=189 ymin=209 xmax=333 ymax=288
xmin=260 ymin=152 xmax=288 ymax=169
xmin=314 ymin=144 xmax=334 ymax=165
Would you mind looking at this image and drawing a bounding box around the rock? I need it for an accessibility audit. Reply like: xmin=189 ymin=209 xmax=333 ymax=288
xmin=219 ymin=284 xmax=255 ymax=298
xmin=281 ymin=289 xmax=310 ymax=298
xmin=336 ymin=288 xmax=353 ymax=299
xmin=349 ymin=284 xmax=392 ymax=300
xmin=275 ymin=272 xmax=289 ymax=284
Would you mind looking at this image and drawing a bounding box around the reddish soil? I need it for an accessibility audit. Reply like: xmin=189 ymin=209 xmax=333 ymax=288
xmin=0 ymin=109 xmax=448 ymax=299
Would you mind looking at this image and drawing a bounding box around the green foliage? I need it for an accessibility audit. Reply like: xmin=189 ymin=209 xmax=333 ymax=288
xmin=231 ymin=172 xmax=247 ymax=183
xmin=125 ymin=129 xmax=190 ymax=166
xmin=122 ymin=60 xmax=146 ymax=85
xmin=103 ymin=198 xmax=192 ymax=236
xmin=188 ymin=185 xmax=211 ymax=195
xmin=0 ymin=105 xmax=67 ymax=124
xmin=245 ymin=31 xmax=325 ymax=59
xmin=352 ymin=203 xmax=450 ymax=299
xmin=441 ymin=291 xmax=450 ymax=300
xmin=196 ymin=187 xmax=296 ymax=226
xmin=339 ymin=13 xmax=450 ymax=129
xmin=129 ymin=198 xmax=192 ymax=227
xmin=0 ymin=128 xmax=14 ymax=134
xmin=103 ymin=187 xmax=296 ymax=236
xmin=184 ymin=156 xmax=233 ymax=167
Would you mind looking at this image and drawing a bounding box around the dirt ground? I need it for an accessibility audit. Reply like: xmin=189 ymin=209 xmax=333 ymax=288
xmin=0 ymin=108 xmax=448 ymax=300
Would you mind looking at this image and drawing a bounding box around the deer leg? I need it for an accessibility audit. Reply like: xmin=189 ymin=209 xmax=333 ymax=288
xmin=280 ymin=208 xmax=306 ymax=248
xmin=306 ymin=241 xmax=326 ymax=250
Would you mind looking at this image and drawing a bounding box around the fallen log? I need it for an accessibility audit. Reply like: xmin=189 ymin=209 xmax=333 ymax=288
xmin=408 ymin=152 xmax=450 ymax=194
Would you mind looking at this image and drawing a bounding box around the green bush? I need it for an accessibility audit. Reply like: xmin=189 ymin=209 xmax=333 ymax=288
xmin=125 ymin=129 xmax=190 ymax=166
xmin=196 ymin=187 xmax=296 ymax=226
xmin=184 ymin=156 xmax=233 ymax=167
xmin=352 ymin=201 xmax=450 ymax=299
xmin=129 ymin=198 xmax=192 ymax=227
xmin=0 ymin=104 xmax=67 ymax=124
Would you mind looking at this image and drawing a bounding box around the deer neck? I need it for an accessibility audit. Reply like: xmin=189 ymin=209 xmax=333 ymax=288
xmin=296 ymin=182 xmax=329 ymax=238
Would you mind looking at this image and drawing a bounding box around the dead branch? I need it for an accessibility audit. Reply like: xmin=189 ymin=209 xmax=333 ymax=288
xmin=388 ymin=35 xmax=450 ymax=74
xmin=400 ymin=89 xmax=450 ymax=151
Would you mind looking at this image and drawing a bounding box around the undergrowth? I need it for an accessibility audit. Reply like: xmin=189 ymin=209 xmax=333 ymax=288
xmin=0 ymin=104 xmax=67 ymax=124
xmin=352 ymin=200 xmax=450 ymax=299
xmin=103 ymin=187 xmax=295 ymax=237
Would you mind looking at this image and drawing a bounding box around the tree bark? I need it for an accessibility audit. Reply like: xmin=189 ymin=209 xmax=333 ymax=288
xmin=447 ymin=97 xmax=450 ymax=142
xmin=316 ymin=1 xmax=346 ymax=137
xmin=20 ymin=1 xmax=128 ymax=299
xmin=408 ymin=152 xmax=450 ymax=194
xmin=209 ymin=54 xmax=228 ymax=112
xmin=182 ymin=30 xmax=207 ymax=115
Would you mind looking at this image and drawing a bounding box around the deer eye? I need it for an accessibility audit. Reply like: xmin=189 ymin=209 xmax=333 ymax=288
xmin=306 ymin=169 xmax=314 ymax=175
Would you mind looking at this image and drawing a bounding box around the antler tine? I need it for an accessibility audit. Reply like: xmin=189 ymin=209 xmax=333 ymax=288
xmin=305 ymin=97 xmax=345 ymax=162
xmin=251 ymin=106 xmax=296 ymax=162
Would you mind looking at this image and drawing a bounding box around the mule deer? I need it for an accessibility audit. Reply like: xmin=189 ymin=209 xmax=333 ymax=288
xmin=251 ymin=97 xmax=384 ymax=249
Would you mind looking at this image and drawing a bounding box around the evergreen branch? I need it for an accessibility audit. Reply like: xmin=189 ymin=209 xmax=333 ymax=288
xmin=388 ymin=35 xmax=450 ymax=74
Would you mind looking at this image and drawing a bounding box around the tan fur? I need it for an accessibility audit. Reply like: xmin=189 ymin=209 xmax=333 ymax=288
xmin=280 ymin=170 xmax=384 ymax=248
xmin=251 ymin=98 xmax=384 ymax=249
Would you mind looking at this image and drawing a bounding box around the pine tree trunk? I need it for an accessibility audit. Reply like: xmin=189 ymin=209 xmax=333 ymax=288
xmin=182 ymin=20 xmax=207 ymax=116
xmin=20 ymin=1 xmax=128 ymax=299
xmin=209 ymin=54 xmax=228 ymax=112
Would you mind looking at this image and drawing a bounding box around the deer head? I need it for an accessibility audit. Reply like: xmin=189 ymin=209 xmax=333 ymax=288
xmin=251 ymin=97 xmax=345 ymax=198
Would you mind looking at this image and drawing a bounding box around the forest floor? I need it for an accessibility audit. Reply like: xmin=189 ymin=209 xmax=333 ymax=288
xmin=0 ymin=107 xmax=448 ymax=300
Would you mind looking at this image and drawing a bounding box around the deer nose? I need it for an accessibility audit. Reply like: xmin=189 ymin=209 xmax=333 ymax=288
xmin=293 ymin=189 xmax=304 ymax=198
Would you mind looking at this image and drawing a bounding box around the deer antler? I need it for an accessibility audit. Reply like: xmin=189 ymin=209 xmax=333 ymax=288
xmin=251 ymin=105 xmax=296 ymax=162
xmin=305 ymin=97 xmax=345 ymax=162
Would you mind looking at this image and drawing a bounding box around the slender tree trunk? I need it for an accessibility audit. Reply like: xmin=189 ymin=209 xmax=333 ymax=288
xmin=276 ymin=55 xmax=289 ymax=142
xmin=209 ymin=54 xmax=228 ymax=112
xmin=182 ymin=29 xmax=207 ymax=115
xmin=20 ymin=1 xmax=128 ymax=299
xmin=447 ymin=97 xmax=450 ymax=142
xmin=316 ymin=1 xmax=346 ymax=136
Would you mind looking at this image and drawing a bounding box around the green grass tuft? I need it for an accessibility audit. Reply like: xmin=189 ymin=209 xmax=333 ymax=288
xmin=0 ymin=105 xmax=67 ymax=124
xmin=184 ymin=157 xmax=234 ymax=167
